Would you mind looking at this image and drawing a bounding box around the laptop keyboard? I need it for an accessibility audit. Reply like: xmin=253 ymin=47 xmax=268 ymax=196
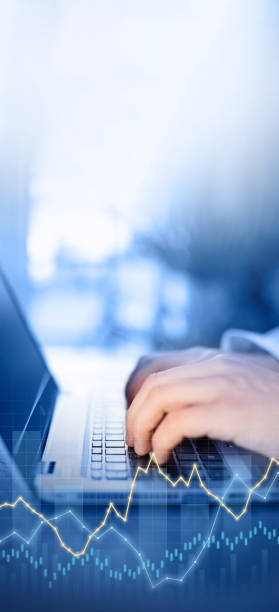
xmin=90 ymin=412 xmax=129 ymax=480
xmin=174 ymin=437 xmax=230 ymax=481
xmin=90 ymin=411 xmax=230 ymax=482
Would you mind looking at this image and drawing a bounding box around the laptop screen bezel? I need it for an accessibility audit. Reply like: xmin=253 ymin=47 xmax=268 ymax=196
xmin=0 ymin=266 xmax=59 ymax=480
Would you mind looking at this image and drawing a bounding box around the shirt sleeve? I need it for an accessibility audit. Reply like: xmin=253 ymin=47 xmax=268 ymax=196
xmin=220 ymin=327 xmax=279 ymax=360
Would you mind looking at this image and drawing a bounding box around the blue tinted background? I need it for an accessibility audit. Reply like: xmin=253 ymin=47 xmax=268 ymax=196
xmin=1 ymin=4 xmax=279 ymax=612
xmin=0 ymin=0 xmax=279 ymax=353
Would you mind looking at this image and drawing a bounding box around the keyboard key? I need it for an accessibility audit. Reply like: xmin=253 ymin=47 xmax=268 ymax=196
xmin=180 ymin=466 xmax=204 ymax=480
xmin=105 ymin=448 xmax=125 ymax=455
xmin=105 ymin=419 xmax=122 ymax=424
xmin=176 ymin=440 xmax=194 ymax=452
xmin=179 ymin=459 xmax=199 ymax=467
xmin=91 ymin=448 xmax=102 ymax=454
xmin=105 ymin=441 xmax=125 ymax=448
xmin=105 ymin=463 xmax=127 ymax=471
xmin=106 ymin=471 xmax=128 ymax=480
xmin=106 ymin=433 xmax=123 ymax=439
xmin=91 ymin=471 xmax=102 ymax=479
xmin=91 ymin=455 xmax=102 ymax=467
xmin=163 ymin=462 xmax=179 ymax=478
xmin=92 ymin=435 xmax=102 ymax=441
xmin=199 ymin=453 xmax=222 ymax=462
xmin=92 ymin=441 xmax=102 ymax=447
xmin=90 ymin=461 xmax=103 ymax=471
xmin=128 ymin=454 xmax=150 ymax=468
xmin=106 ymin=455 xmax=126 ymax=463
xmin=176 ymin=453 xmax=198 ymax=461
xmin=174 ymin=447 xmax=196 ymax=457
xmin=91 ymin=452 xmax=102 ymax=460
xmin=180 ymin=462 xmax=202 ymax=474
xmin=194 ymin=438 xmax=217 ymax=451
xmin=201 ymin=461 xmax=225 ymax=469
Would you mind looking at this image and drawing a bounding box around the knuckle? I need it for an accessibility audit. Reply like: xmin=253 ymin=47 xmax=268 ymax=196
xmin=143 ymin=371 xmax=160 ymax=390
xmin=145 ymin=382 xmax=164 ymax=404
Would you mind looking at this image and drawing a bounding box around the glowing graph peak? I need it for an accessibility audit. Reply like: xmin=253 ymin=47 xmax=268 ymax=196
xmin=0 ymin=453 xmax=278 ymax=559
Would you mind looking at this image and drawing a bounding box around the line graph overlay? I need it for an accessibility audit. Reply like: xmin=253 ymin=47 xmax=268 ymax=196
xmin=0 ymin=454 xmax=278 ymax=560
xmin=1 ymin=512 xmax=278 ymax=589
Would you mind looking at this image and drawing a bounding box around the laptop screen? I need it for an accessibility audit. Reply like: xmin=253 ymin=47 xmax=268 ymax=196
xmin=0 ymin=270 xmax=58 ymax=478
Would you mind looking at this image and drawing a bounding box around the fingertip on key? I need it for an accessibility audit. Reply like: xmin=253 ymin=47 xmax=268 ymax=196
xmin=134 ymin=440 xmax=150 ymax=456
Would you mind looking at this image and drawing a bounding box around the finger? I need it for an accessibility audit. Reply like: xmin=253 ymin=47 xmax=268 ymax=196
xmin=126 ymin=359 xmax=228 ymax=445
xmin=125 ymin=358 xmax=162 ymax=407
xmin=131 ymin=377 xmax=219 ymax=455
xmin=125 ymin=352 xmax=188 ymax=406
xmin=125 ymin=348 xmax=215 ymax=406
xmin=125 ymin=365 xmax=204 ymax=446
xmin=152 ymin=403 xmax=229 ymax=464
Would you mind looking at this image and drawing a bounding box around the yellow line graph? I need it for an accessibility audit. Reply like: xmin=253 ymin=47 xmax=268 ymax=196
xmin=0 ymin=453 xmax=278 ymax=558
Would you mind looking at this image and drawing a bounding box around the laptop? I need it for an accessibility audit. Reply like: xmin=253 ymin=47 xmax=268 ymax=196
xmin=0 ymin=267 xmax=276 ymax=506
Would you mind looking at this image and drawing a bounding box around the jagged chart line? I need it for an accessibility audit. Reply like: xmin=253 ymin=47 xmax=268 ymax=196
xmin=1 ymin=510 xmax=278 ymax=589
xmin=0 ymin=456 xmax=279 ymax=588
xmin=0 ymin=508 xmax=223 ymax=589
xmin=0 ymin=478 xmax=237 ymax=588
xmin=0 ymin=476 xmax=239 ymax=588
xmin=0 ymin=454 xmax=279 ymax=561
xmin=1 ymin=514 xmax=277 ymax=590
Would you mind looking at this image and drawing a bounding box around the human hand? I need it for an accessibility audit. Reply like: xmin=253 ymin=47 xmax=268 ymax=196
xmin=125 ymin=347 xmax=218 ymax=406
xmin=125 ymin=349 xmax=279 ymax=463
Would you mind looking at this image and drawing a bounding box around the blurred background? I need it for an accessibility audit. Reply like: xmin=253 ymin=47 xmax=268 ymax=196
xmin=1 ymin=0 xmax=279 ymax=361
